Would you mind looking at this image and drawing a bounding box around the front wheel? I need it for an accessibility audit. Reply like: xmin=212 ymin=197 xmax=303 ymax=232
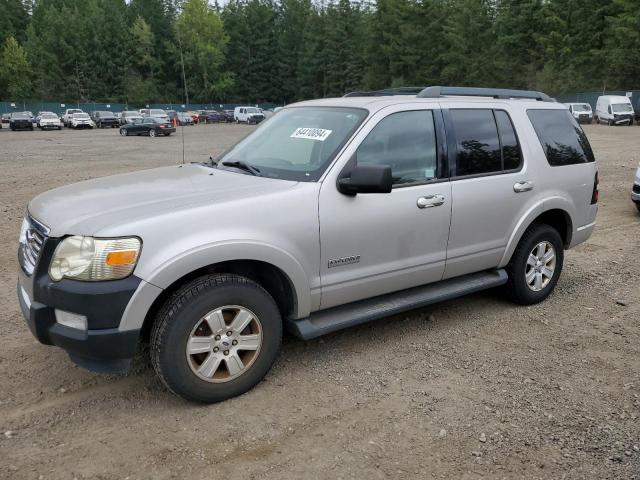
xmin=120 ymin=128 xmax=128 ymax=136
xmin=504 ymin=224 xmax=564 ymax=305
xmin=151 ymin=274 xmax=282 ymax=403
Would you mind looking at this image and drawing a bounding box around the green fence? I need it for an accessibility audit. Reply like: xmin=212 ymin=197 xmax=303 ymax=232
xmin=555 ymin=90 xmax=640 ymax=111
xmin=0 ymin=101 xmax=280 ymax=115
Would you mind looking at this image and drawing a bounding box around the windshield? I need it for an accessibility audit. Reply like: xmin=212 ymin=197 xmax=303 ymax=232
xmin=573 ymin=104 xmax=591 ymax=112
xmin=246 ymin=107 xmax=259 ymax=113
xmin=612 ymin=103 xmax=633 ymax=113
xmin=69 ymin=109 xmax=82 ymax=114
xmin=150 ymin=109 xmax=166 ymax=115
xmin=124 ymin=111 xmax=139 ymax=117
xmin=12 ymin=113 xmax=29 ymax=119
xmin=218 ymin=107 xmax=367 ymax=181
xmin=73 ymin=113 xmax=89 ymax=119
xmin=98 ymin=111 xmax=115 ymax=117
xmin=42 ymin=114 xmax=58 ymax=119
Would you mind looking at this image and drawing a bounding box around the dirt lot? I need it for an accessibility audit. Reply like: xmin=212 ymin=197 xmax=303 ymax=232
xmin=0 ymin=123 xmax=638 ymax=479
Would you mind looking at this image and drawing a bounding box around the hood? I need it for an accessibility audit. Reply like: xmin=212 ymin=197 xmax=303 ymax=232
xmin=28 ymin=164 xmax=297 ymax=237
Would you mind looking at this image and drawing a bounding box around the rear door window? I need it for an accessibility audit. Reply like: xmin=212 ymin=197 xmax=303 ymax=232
xmin=449 ymin=109 xmax=501 ymax=176
xmin=527 ymin=109 xmax=595 ymax=166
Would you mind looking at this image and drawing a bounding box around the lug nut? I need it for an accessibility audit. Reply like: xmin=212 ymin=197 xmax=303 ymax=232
xmin=226 ymin=331 xmax=233 ymax=336
xmin=213 ymin=347 xmax=219 ymax=352
xmin=223 ymin=350 xmax=229 ymax=356
xmin=232 ymin=340 xmax=238 ymax=346
xmin=214 ymin=335 xmax=221 ymax=340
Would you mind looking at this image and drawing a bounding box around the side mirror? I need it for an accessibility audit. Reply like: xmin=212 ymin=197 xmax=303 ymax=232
xmin=337 ymin=164 xmax=392 ymax=195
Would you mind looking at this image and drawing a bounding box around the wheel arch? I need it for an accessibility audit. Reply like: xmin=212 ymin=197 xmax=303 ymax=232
xmin=137 ymin=259 xmax=300 ymax=343
xmin=499 ymin=202 xmax=574 ymax=268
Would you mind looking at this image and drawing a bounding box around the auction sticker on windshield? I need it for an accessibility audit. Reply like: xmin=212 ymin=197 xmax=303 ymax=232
xmin=291 ymin=127 xmax=332 ymax=141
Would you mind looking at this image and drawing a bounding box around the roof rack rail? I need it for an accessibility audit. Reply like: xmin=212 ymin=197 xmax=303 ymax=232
xmin=343 ymin=87 xmax=427 ymax=97
xmin=417 ymin=86 xmax=554 ymax=102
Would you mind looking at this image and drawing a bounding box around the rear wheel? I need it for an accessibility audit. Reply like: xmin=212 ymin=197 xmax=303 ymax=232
xmin=149 ymin=129 xmax=157 ymax=137
xmin=151 ymin=274 xmax=282 ymax=403
xmin=505 ymin=224 xmax=564 ymax=305
xmin=119 ymin=128 xmax=128 ymax=136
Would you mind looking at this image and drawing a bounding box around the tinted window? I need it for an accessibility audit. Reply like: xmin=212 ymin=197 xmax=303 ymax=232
xmin=356 ymin=110 xmax=437 ymax=185
xmin=527 ymin=110 xmax=595 ymax=166
xmin=495 ymin=110 xmax=522 ymax=170
xmin=451 ymin=109 xmax=501 ymax=176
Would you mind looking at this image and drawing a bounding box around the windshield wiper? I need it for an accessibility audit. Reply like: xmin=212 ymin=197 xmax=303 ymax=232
xmin=221 ymin=160 xmax=262 ymax=176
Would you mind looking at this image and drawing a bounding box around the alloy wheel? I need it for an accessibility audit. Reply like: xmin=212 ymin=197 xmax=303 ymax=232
xmin=186 ymin=306 xmax=263 ymax=383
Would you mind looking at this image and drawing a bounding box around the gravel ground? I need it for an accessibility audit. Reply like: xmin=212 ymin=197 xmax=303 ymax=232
xmin=0 ymin=123 xmax=638 ymax=479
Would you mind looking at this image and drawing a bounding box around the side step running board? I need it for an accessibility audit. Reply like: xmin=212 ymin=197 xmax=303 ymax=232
xmin=286 ymin=269 xmax=508 ymax=340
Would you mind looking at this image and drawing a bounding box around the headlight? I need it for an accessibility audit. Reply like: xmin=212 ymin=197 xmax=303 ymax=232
xmin=49 ymin=236 xmax=141 ymax=281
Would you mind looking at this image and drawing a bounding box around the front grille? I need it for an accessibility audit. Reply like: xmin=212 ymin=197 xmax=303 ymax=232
xmin=19 ymin=216 xmax=49 ymax=276
xmin=633 ymin=183 xmax=640 ymax=194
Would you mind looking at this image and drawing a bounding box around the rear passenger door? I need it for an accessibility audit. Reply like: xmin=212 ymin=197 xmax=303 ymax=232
xmin=443 ymin=107 xmax=533 ymax=279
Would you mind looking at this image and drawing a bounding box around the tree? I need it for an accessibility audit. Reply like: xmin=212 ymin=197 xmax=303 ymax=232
xmin=125 ymin=16 xmax=162 ymax=103
xmin=0 ymin=0 xmax=29 ymax=45
xmin=0 ymin=36 xmax=33 ymax=100
xmin=175 ymin=0 xmax=231 ymax=103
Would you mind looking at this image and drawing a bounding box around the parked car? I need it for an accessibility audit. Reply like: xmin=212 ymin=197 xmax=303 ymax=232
xmin=187 ymin=111 xmax=200 ymax=124
xmin=119 ymin=111 xmax=143 ymax=125
xmin=62 ymin=108 xmax=84 ymax=127
xmin=199 ymin=110 xmax=225 ymax=123
xmin=69 ymin=112 xmax=94 ymax=129
xmin=119 ymin=117 xmax=175 ymax=137
xmin=234 ymin=106 xmax=265 ymax=124
xmin=140 ymin=108 xmax=170 ymax=123
xmin=632 ymin=165 xmax=640 ymax=212
xmin=595 ymin=95 xmax=634 ymax=125
xmin=177 ymin=111 xmax=194 ymax=126
xmin=1 ymin=113 xmax=11 ymax=124
xmin=565 ymin=103 xmax=593 ymax=124
xmin=167 ymin=110 xmax=194 ymax=126
xmin=38 ymin=113 xmax=62 ymax=130
xmin=35 ymin=111 xmax=56 ymax=126
xmin=90 ymin=111 xmax=119 ymax=128
xmin=9 ymin=112 xmax=34 ymax=131
xmin=222 ymin=110 xmax=235 ymax=122
xmin=16 ymin=86 xmax=598 ymax=403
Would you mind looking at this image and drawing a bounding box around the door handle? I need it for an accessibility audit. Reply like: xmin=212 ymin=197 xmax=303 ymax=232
xmin=514 ymin=181 xmax=534 ymax=193
xmin=417 ymin=194 xmax=445 ymax=209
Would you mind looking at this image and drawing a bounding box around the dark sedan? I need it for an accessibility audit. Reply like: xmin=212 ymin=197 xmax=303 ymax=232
xmin=9 ymin=112 xmax=34 ymax=131
xmin=199 ymin=110 xmax=225 ymax=123
xmin=119 ymin=117 xmax=175 ymax=137
xmin=91 ymin=110 xmax=119 ymax=128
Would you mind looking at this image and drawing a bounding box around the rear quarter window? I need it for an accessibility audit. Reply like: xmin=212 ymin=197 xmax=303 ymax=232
xmin=527 ymin=109 xmax=595 ymax=166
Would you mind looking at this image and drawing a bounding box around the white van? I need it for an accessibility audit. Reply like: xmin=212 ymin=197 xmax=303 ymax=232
xmin=233 ymin=106 xmax=265 ymax=124
xmin=595 ymin=95 xmax=634 ymax=126
xmin=565 ymin=103 xmax=593 ymax=124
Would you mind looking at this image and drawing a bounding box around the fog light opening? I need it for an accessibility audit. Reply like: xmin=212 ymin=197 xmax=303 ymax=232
xmin=55 ymin=310 xmax=87 ymax=330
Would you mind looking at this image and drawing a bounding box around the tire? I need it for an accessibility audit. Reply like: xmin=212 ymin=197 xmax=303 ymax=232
xmin=119 ymin=128 xmax=128 ymax=136
xmin=635 ymin=202 xmax=640 ymax=213
xmin=151 ymin=274 xmax=282 ymax=403
xmin=608 ymin=119 xmax=614 ymax=126
xmin=149 ymin=129 xmax=156 ymax=137
xmin=504 ymin=224 xmax=564 ymax=305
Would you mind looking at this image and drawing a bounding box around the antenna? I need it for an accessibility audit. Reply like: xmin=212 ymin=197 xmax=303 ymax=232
xmin=177 ymin=35 xmax=189 ymax=165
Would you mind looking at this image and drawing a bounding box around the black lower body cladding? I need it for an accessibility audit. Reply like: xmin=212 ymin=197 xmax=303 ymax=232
xmin=17 ymin=236 xmax=142 ymax=373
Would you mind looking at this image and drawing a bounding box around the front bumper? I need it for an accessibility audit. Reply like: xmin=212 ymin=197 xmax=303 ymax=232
xmin=40 ymin=123 xmax=61 ymax=129
xmin=17 ymin=229 xmax=142 ymax=373
xmin=632 ymin=183 xmax=640 ymax=203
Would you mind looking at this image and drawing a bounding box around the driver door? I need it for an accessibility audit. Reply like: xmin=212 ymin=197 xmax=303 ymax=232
xmin=318 ymin=107 xmax=451 ymax=309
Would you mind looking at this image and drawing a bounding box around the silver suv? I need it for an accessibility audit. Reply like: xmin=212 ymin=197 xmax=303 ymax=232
xmin=17 ymin=87 xmax=599 ymax=402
